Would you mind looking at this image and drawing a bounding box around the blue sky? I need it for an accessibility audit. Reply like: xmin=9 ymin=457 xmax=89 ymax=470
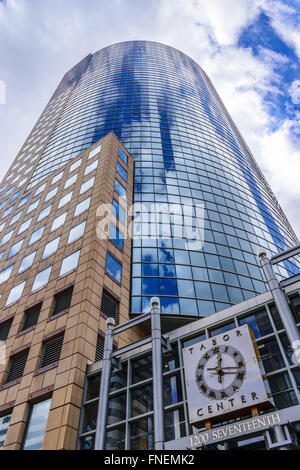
xmin=0 ymin=0 xmax=299 ymax=237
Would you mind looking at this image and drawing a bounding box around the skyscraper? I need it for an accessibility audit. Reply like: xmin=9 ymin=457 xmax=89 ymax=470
xmin=0 ymin=41 xmax=299 ymax=450
xmin=28 ymin=40 xmax=298 ymax=319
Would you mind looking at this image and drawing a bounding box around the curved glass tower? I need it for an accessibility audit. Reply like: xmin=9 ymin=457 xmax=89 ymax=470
xmin=17 ymin=41 xmax=300 ymax=318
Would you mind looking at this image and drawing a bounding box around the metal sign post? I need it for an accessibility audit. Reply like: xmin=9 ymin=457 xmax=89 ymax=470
xmin=150 ymin=297 xmax=164 ymax=450
xmin=94 ymin=317 xmax=115 ymax=450
xmin=257 ymin=248 xmax=300 ymax=367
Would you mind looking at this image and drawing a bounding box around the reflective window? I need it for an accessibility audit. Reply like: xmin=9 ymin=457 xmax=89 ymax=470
xmin=8 ymin=239 xmax=24 ymax=259
xmin=26 ymin=199 xmax=40 ymax=214
xmin=3 ymin=205 xmax=14 ymax=218
xmin=42 ymin=237 xmax=60 ymax=259
xmin=34 ymin=183 xmax=46 ymax=196
xmin=18 ymin=194 xmax=30 ymax=207
xmin=131 ymin=384 xmax=153 ymax=417
xmin=52 ymin=171 xmax=64 ymax=185
xmin=22 ymin=398 xmax=51 ymax=450
xmin=9 ymin=211 xmax=22 ymax=226
xmin=5 ymin=280 xmax=26 ymax=306
xmin=109 ymin=224 xmax=124 ymax=251
xmin=31 ymin=266 xmax=52 ymax=292
xmin=58 ymin=191 xmax=73 ymax=209
xmin=105 ymin=253 xmax=122 ymax=284
xmin=74 ymin=197 xmax=91 ymax=217
xmin=0 ymin=264 xmax=14 ymax=284
xmin=112 ymin=199 xmax=126 ymax=224
xmin=70 ymin=158 xmax=82 ymax=172
xmin=88 ymin=144 xmax=101 ymax=159
xmin=19 ymin=251 xmax=36 ymax=273
xmin=84 ymin=160 xmax=98 ymax=176
xmin=29 ymin=226 xmax=44 ymax=245
xmin=38 ymin=205 xmax=52 ymax=222
xmin=18 ymin=217 xmax=32 ymax=234
xmin=0 ymin=413 xmax=12 ymax=449
xmin=118 ymin=147 xmax=128 ymax=165
xmin=51 ymin=212 xmax=67 ymax=232
xmin=68 ymin=220 xmax=86 ymax=244
xmin=45 ymin=186 xmax=58 ymax=202
xmin=117 ymin=162 xmax=127 ymax=182
xmin=114 ymin=179 xmax=126 ymax=200
xmin=239 ymin=309 xmax=273 ymax=339
xmin=108 ymin=394 xmax=126 ymax=425
xmin=80 ymin=176 xmax=95 ymax=195
xmin=131 ymin=355 xmax=152 ymax=384
xmin=0 ymin=230 xmax=14 ymax=247
xmin=59 ymin=250 xmax=80 ymax=277
xmin=258 ymin=338 xmax=285 ymax=373
xmin=64 ymin=174 xmax=77 ymax=189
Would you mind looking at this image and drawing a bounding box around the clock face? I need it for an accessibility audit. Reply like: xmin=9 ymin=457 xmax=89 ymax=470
xmin=196 ymin=344 xmax=246 ymax=401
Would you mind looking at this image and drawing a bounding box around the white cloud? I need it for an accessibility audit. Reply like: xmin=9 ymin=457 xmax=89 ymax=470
xmin=290 ymin=80 xmax=300 ymax=104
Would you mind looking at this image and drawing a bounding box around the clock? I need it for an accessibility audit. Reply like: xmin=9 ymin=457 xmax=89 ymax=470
xmin=183 ymin=325 xmax=270 ymax=425
xmin=196 ymin=344 xmax=246 ymax=401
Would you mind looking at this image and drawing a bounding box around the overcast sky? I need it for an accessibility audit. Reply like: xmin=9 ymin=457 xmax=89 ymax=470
xmin=0 ymin=0 xmax=299 ymax=238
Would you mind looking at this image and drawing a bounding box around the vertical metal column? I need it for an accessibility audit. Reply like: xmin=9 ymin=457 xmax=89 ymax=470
xmin=94 ymin=317 xmax=116 ymax=450
xmin=258 ymin=248 xmax=300 ymax=367
xmin=150 ymin=297 xmax=164 ymax=450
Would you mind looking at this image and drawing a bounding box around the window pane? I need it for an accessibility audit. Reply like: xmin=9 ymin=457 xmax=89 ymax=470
xmin=64 ymin=174 xmax=77 ymax=189
xmin=70 ymin=159 xmax=82 ymax=172
xmin=0 ymin=230 xmax=13 ymax=247
xmin=131 ymin=384 xmax=153 ymax=417
xmin=108 ymin=394 xmax=126 ymax=424
xmin=131 ymin=355 xmax=152 ymax=384
xmin=45 ymin=187 xmax=58 ymax=202
xmin=38 ymin=205 xmax=51 ymax=222
xmin=59 ymin=250 xmax=80 ymax=277
xmin=84 ymin=160 xmax=98 ymax=175
xmin=27 ymin=199 xmax=40 ymax=214
xmin=118 ymin=147 xmax=128 ymax=165
xmin=42 ymin=237 xmax=60 ymax=259
xmin=19 ymin=251 xmax=36 ymax=273
xmin=52 ymin=171 xmax=64 ymax=184
xmin=31 ymin=266 xmax=52 ymax=292
xmin=117 ymin=162 xmax=127 ymax=182
xmin=22 ymin=399 xmax=51 ymax=450
xmin=58 ymin=191 xmax=73 ymax=209
xmin=80 ymin=176 xmax=95 ymax=195
xmin=239 ymin=309 xmax=273 ymax=339
xmin=105 ymin=253 xmax=122 ymax=283
xmin=74 ymin=196 xmax=91 ymax=217
xmin=112 ymin=199 xmax=126 ymax=224
xmin=88 ymin=144 xmax=101 ymax=159
xmin=51 ymin=212 xmax=67 ymax=232
xmin=29 ymin=226 xmax=45 ymax=245
xmin=109 ymin=224 xmax=124 ymax=250
xmin=0 ymin=264 xmax=14 ymax=284
xmin=114 ymin=179 xmax=126 ymax=200
xmin=18 ymin=217 xmax=32 ymax=234
xmin=68 ymin=220 xmax=86 ymax=244
xmin=130 ymin=417 xmax=154 ymax=450
xmin=6 ymin=280 xmax=26 ymax=306
xmin=0 ymin=413 xmax=12 ymax=449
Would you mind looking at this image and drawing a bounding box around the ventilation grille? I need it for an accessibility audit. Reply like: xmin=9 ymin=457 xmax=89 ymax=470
xmin=23 ymin=305 xmax=42 ymax=331
xmin=95 ymin=336 xmax=104 ymax=362
xmin=40 ymin=335 xmax=64 ymax=369
xmin=6 ymin=350 xmax=29 ymax=383
xmin=100 ymin=291 xmax=118 ymax=322
xmin=0 ymin=320 xmax=12 ymax=342
xmin=52 ymin=287 xmax=73 ymax=316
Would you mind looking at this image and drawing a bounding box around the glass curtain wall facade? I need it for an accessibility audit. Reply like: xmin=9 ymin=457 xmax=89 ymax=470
xmin=3 ymin=40 xmax=299 ymax=319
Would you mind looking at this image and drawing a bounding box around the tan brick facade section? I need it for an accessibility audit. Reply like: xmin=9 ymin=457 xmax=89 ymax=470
xmin=0 ymin=132 xmax=147 ymax=449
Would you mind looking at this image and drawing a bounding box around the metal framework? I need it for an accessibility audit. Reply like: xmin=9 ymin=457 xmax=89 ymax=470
xmin=94 ymin=297 xmax=167 ymax=450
